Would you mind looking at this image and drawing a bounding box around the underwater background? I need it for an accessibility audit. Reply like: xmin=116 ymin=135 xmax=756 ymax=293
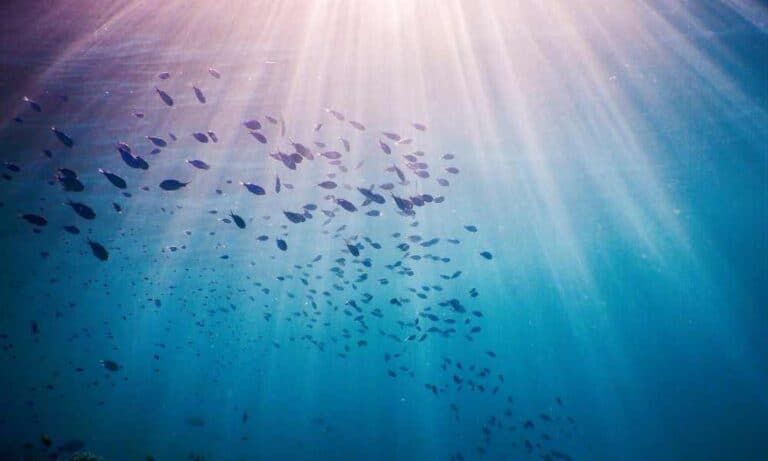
xmin=0 ymin=1 xmax=766 ymax=460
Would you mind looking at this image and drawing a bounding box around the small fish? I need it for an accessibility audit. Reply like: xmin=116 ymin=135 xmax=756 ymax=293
xmin=346 ymin=241 xmax=360 ymax=257
xmin=349 ymin=120 xmax=366 ymax=131
xmin=192 ymin=132 xmax=209 ymax=143
xmin=51 ymin=127 xmax=73 ymax=147
xmin=146 ymin=136 xmax=167 ymax=147
xmin=250 ymin=131 xmax=267 ymax=143
xmin=67 ymin=201 xmax=96 ymax=220
xmin=480 ymin=251 xmax=493 ymax=260
xmin=63 ymin=225 xmax=80 ymax=234
xmin=275 ymin=176 xmax=281 ymax=193
xmin=382 ymin=131 xmax=401 ymax=141
xmin=241 ymin=182 xmax=265 ymax=195
xmin=276 ymin=239 xmax=287 ymax=251
xmin=335 ymin=198 xmax=357 ymax=212
xmin=155 ymin=87 xmax=174 ymax=106
xmin=193 ymin=86 xmax=206 ymax=103
xmin=112 ymin=202 xmax=122 ymax=213
xmin=318 ymin=181 xmax=337 ymax=189
xmin=379 ymin=139 xmax=391 ymax=155
xmin=208 ymin=131 xmax=218 ymax=143
xmin=98 ymin=169 xmax=127 ymax=189
xmin=159 ymin=179 xmax=189 ymax=191
xmin=230 ymin=211 xmax=246 ymax=229
xmin=340 ymin=137 xmax=350 ymax=152
xmin=21 ymin=214 xmax=47 ymax=226
xmin=243 ymin=119 xmax=262 ymax=130
xmin=284 ymin=211 xmax=306 ymax=224
xmin=89 ymin=240 xmax=109 ymax=261
xmin=208 ymin=67 xmax=221 ymax=79
xmin=23 ymin=96 xmax=41 ymax=112
xmin=186 ymin=159 xmax=210 ymax=170
xmin=158 ymin=72 xmax=171 ymax=79
xmin=412 ymin=122 xmax=427 ymax=131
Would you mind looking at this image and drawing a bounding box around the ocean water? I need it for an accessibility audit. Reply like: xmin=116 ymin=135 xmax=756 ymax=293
xmin=0 ymin=1 xmax=766 ymax=460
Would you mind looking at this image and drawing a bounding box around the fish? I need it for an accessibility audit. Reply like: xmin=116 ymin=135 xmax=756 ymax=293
xmin=112 ymin=202 xmax=122 ymax=213
xmin=250 ymin=131 xmax=267 ymax=143
xmin=357 ymin=186 xmax=385 ymax=205
xmin=63 ymin=225 xmax=80 ymax=234
xmin=318 ymin=181 xmax=337 ymax=189
xmin=382 ymin=131 xmax=401 ymax=141
xmin=186 ymin=159 xmax=210 ymax=170
xmin=340 ymin=137 xmax=350 ymax=152
xmin=21 ymin=214 xmax=47 ymax=226
xmin=146 ymin=136 xmax=167 ymax=147
xmin=23 ymin=96 xmax=41 ymax=112
xmin=284 ymin=211 xmax=306 ymax=224
xmin=242 ymin=182 xmax=265 ymax=195
xmin=243 ymin=119 xmax=262 ymax=130
xmin=192 ymin=132 xmax=209 ymax=143
xmin=155 ymin=87 xmax=174 ymax=106
xmin=275 ymin=175 xmax=281 ymax=193
xmin=335 ymin=198 xmax=357 ymax=212
xmin=193 ymin=86 xmax=206 ymax=103
xmin=230 ymin=211 xmax=246 ymax=229
xmin=322 ymin=151 xmax=342 ymax=160
xmin=412 ymin=122 xmax=427 ymax=131
xmin=88 ymin=240 xmax=109 ymax=261
xmin=379 ymin=139 xmax=391 ymax=155
xmin=291 ymin=140 xmax=314 ymax=160
xmin=349 ymin=120 xmax=366 ymax=131
xmin=276 ymin=239 xmax=287 ymax=251
xmin=208 ymin=67 xmax=221 ymax=78
xmin=51 ymin=127 xmax=74 ymax=147
xmin=158 ymin=71 xmax=170 ymax=79
xmin=480 ymin=251 xmax=493 ymax=260
xmin=67 ymin=201 xmax=96 ymax=220
xmin=159 ymin=179 xmax=189 ymax=191
xmin=99 ymin=169 xmax=127 ymax=189
xmin=346 ymin=241 xmax=360 ymax=257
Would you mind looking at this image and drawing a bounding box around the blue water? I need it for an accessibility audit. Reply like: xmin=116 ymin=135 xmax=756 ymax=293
xmin=1 ymin=1 xmax=766 ymax=460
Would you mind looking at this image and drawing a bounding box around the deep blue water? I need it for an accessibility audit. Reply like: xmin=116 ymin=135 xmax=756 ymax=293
xmin=1 ymin=1 xmax=766 ymax=460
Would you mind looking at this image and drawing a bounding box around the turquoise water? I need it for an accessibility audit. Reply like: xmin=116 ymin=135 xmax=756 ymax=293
xmin=1 ymin=1 xmax=766 ymax=460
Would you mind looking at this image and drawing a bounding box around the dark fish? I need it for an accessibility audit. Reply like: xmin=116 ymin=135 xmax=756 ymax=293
xmin=208 ymin=67 xmax=221 ymax=78
xmin=326 ymin=108 xmax=345 ymax=120
xmin=99 ymin=168 xmax=127 ymax=189
xmin=284 ymin=211 xmax=306 ymax=224
xmin=250 ymin=131 xmax=267 ymax=143
xmin=192 ymin=132 xmax=209 ymax=143
xmin=243 ymin=119 xmax=262 ymax=130
xmin=412 ymin=122 xmax=427 ymax=131
xmin=230 ymin=211 xmax=246 ymax=229
xmin=208 ymin=131 xmax=218 ymax=143
xmin=158 ymin=72 xmax=170 ymax=79
xmin=59 ymin=176 xmax=84 ymax=192
xmin=159 ymin=179 xmax=188 ymax=191
xmin=480 ymin=251 xmax=493 ymax=260
xmin=379 ymin=139 xmax=391 ymax=155
xmin=276 ymin=239 xmax=287 ymax=251
xmin=146 ymin=136 xmax=167 ymax=147
xmin=322 ymin=151 xmax=342 ymax=160
xmin=349 ymin=120 xmax=366 ymax=131
xmin=464 ymin=225 xmax=477 ymax=232
xmin=291 ymin=140 xmax=314 ymax=160
xmin=155 ymin=87 xmax=174 ymax=106
xmin=382 ymin=131 xmax=401 ymax=141
xmin=112 ymin=202 xmax=122 ymax=213
xmin=63 ymin=225 xmax=80 ymax=234
xmin=275 ymin=175 xmax=281 ymax=193
xmin=340 ymin=137 xmax=350 ymax=152
xmin=242 ymin=182 xmax=265 ymax=195
xmin=21 ymin=214 xmax=47 ymax=226
xmin=193 ymin=86 xmax=206 ymax=103
xmin=23 ymin=96 xmax=41 ymax=112
xmin=186 ymin=159 xmax=210 ymax=170
xmin=314 ymin=123 xmax=323 ymax=132
xmin=67 ymin=201 xmax=96 ymax=220
xmin=318 ymin=181 xmax=337 ymax=189
xmin=335 ymin=198 xmax=357 ymax=212
xmin=346 ymin=241 xmax=360 ymax=257
xmin=89 ymin=240 xmax=109 ymax=261
xmin=357 ymin=186 xmax=385 ymax=204
xmin=51 ymin=127 xmax=73 ymax=147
